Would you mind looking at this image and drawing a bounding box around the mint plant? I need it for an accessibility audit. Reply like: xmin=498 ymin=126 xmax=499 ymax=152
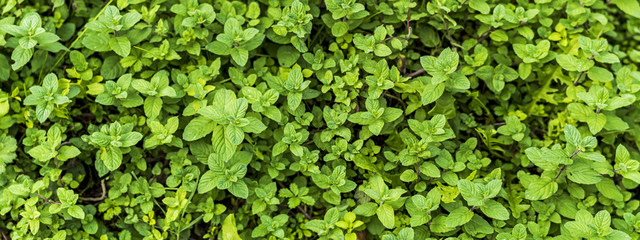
xmin=23 ymin=73 xmax=69 ymax=123
xmin=86 ymin=121 xmax=143 ymax=172
xmin=2 ymin=13 xmax=67 ymax=70
xmin=1 ymin=0 xmax=640 ymax=239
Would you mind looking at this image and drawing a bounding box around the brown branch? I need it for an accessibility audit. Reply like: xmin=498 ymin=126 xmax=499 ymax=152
xmin=56 ymin=141 xmax=71 ymax=151
xmin=573 ymin=72 xmax=587 ymax=86
xmin=401 ymin=57 xmax=408 ymax=74
xmin=441 ymin=12 xmax=456 ymax=47
xmin=569 ymin=149 xmax=581 ymax=159
xmin=555 ymin=165 xmax=567 ymax=180
xmin=556 ymin=149 xmax=581 ymax=180
xmin=1 ymin=229 xmax=7 ymax=240
xmin=33 ymin=193 xmax=61 ymax=205
xmin=573 ymin=54 xmax=596 ymax=86
xmin=382 ymin=36 xmax=406 ymax=42
xmin=55 ymin=142 xmax=72 ymax=188
xmin=476 ymin=28 xmax=496 ymax=43
xmin=404 ymin=69 xmax=425 ymax=78
xmin=79 ymin=179 xmax=107 ymax=201
xmin=381 ymin=1 xmax=413 ymax=43
xmin=276 ymin=181 xmax=312 ymax=220
xmin=297 ymin=205 xmax=312 ymax=220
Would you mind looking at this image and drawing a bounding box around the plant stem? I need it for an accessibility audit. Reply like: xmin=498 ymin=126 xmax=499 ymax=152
xmin=555 ymin=165 xmax=567 ymax=180
xmin=134 ymin=46 xmax=162 ymax=59
xmin=441 ymin=12 xmax=456 ymax=47
xmin=573 ymin=54 xmax=595 ymax=86
xmin=556 ymin=149 xmax=581 ymax=180
xmin=55 ymin=142 xmax=70 ymax=188
xmin=382 ymin=1 xmax=412 ymax=42
xmin=176 ymin=177 xmax=199 ymax=240
xmin=404 ymin=69 xmax=425 ymax=78
xmin=298 ymin=205 xmax=312 ymax=220
xmin=56 ymin=141 xmax=71 ymax=151
xmin=470 ymin=205 xmax=478 ymax=211
xmin=48 ymin=0 xmax=115 ymax=73
xmin=569 ymin=149 xmax=581 ymax=159
xmin=33 ymin=193 xmax=61 ymax=205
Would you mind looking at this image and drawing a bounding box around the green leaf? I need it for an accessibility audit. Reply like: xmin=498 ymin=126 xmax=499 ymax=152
xmin=35 ymin=103 xmax=54 ymax=123
xmin=120 ymin=132 xmax=143 ymax=147
xmin=144 ymin=96 xmax=163 ymax=120
xmin=480 ymin=200 xmax=509 ymax=220
xmin=377 ymin=204 xmax=395 ymax=229
xmin=586 ymin=113 xmax=607 ymax=134
xmin=448 ymin=73 xmax=470 ymax=89
xmin=524 ymin=176 xmax=558 ymax=200
xmin=445 ymin=207 xmax=474 ymax=228
xmin=374 ymin=44 xmax=392 ymax=57
xmin=222 ymin=214 xmax=242 ymax=240
xmin=198 ymin=170 xmax=218 ymax=194
xmin=57 ymin=145 xmax=80 ymax=161
xmin=564 ymin=124 xmax=581 ymax=148
xmin=354 ymin=202 xmax=378 ymax=217
xmin=28 ymin=145 xmax=55 ymax=162
xmin=109 ymin=36 xmax=131 ymax=57
xmin=183 ymin=117 xmax=215 ymax=141
xmin=457 ymin=179 xmax=482 ymax=206
xmin=101 ymin=146 xmax=123 ymax=171
xmin=422 ymin=82 xmax=445 ymax=105
xmin=228 ymin=181 xmax=249 ymax=199
xmin=225 ymin=124 xmax=245 ymax=146
xmin=587 ymin=67 xmax=613 ymax=82
xmin=82 ymin=33 xmax=112 ymax=52
xmin=469 ymin=0 xmax=490 ymax=14
xmin=611 ymin=0 xmax=640 ymax=18
xmin=242 ymin=117 xmax=267 ymax=133
xmin=332 ymin=22 xmax=349 ymax=37
xmin=67 ymin=205 xmax=85 ymax=219
xmin=596 ymin=179 xmax=623 ymax=201
xmin=11 ymin=46 xmax=33 ymax=70
xmin=567 ymin=161 xmax=602 ymax=184
xmin=230 ymin=48 xmax=249 ymax=66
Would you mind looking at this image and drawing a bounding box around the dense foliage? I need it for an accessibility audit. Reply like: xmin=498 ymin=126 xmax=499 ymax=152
xmin=1 ymin=0 xmax=640 ymax=239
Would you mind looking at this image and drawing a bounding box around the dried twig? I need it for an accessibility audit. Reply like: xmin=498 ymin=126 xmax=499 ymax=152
xmin=79 ymin=179 xmax=107 ymax=201
xmin=1 ymin=228 xmax=8 ymax=240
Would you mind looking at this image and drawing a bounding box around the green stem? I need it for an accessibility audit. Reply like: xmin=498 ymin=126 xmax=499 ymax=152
xmin=48 ymin=0 xmax=115 ymax=73
xmin=176 ymin=177 xmax=199 ymax=240
xmin=38 ymin=53 xmax=48 ymax=83
xmin=181 ymin=214 xmax=204 ymax=232
xmin=134 ymin=46 xmax=162 ymax=59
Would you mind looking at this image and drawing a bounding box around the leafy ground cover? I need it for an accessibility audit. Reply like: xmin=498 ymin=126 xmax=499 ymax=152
xmin=1 ymin=0 xmax=640 ymax=239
